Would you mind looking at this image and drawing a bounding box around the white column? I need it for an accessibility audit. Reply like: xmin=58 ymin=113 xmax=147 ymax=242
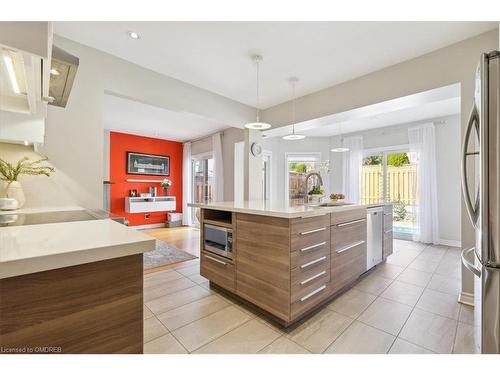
xmin=243 ymin=129 xmax=263 ymax=201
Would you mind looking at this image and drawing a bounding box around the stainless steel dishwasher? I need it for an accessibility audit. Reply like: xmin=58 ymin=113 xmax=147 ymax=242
xmin=366 ymin=206 xmax=383 ymax=270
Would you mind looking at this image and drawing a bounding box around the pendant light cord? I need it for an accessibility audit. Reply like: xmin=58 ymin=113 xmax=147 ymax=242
xmin=255 ymin=58 xmax=261 ymax=122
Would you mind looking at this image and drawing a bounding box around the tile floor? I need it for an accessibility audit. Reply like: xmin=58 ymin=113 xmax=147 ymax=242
xmin=142 ymin=240 xmax=477 ymax=354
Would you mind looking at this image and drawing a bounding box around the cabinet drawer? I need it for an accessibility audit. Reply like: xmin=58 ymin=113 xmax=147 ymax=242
xmin=293 ymin=251 xmax=330 ymax=274
xmin=200 ymin=252 xmax=235 ymax=292
xmin=384 ymin=204 xmax=393 ymax=215
xmin=291 ymin=282 xmax=331 ymax=320
xmin=291 ymin=238 xmax=330 ymax=269
xmin=331 ymin=219 xmax=367 ymax=253
xmin=291 ymin=265 xmax=330 ymax=301
xmin=384 ymin=212 xmax=393 ymax=230
xmin=291 ymin=214 xmax=330 ymax=236
xmin=331 ymin=208 xmax=366 ymax=226
xmin=331 ymin=252 xmax=366 ymax=293
xmin=291 ymin=228 xmax=330 ymax=253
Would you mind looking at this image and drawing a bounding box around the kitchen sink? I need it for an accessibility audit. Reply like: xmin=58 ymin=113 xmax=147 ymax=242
xmin=318 ymin=202 xmax=355 ymax=207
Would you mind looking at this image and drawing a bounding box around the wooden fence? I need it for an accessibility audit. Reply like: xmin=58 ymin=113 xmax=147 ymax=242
xmin=362 ymin=165 xmax=417 ymax=205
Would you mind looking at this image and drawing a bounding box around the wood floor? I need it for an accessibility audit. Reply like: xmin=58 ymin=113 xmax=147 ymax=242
xmin=142 ymin=226 xmax=201 ymax=274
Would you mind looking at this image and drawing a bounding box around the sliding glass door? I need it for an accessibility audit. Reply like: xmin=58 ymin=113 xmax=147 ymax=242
xmin=191 ymin=156 xmax=214 ymax=225
xmin=362 ymin=148 xmax=418 ymax=239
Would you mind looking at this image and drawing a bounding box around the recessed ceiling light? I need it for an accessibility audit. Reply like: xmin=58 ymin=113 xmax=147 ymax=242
xmin=128 ymin=31 xmax=140 ymax=40
xmin=331 ymin=147 xmax=350 ymax=153
xmin=50 ymin=68 xmax=60 ymax=76
xmin=245 ymin=122 xmax=272 ymax=130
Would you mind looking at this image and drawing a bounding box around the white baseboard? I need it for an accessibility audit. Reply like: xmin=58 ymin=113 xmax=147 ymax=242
xmin=133 ymin=223 xmax=166 ymax=230
xmin=438 ymin=239 xmax=462 ymax=248
xmin=458 ymin=291 xmax=475 ymax=306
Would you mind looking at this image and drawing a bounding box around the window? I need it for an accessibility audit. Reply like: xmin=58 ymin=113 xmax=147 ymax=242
xmin=285 ymin=153 xmax=322 ymax=206
xmin=191 ymin=155 xmax=214 ymax=224
xmin=362 ymin=148 xmax=418 ymax=238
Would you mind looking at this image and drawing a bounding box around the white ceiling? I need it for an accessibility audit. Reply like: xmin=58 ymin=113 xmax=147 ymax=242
xmin=54 ymin=21 xmax=497 ymax=109
xmin=263 ymin=83 xmax=461 ymax=138
xmin=102 ymin=94 xmax=228 ymax=142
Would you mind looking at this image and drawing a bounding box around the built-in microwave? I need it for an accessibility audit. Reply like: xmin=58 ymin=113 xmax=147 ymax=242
xmin=203 ymin=224 xmax=233 ymax=259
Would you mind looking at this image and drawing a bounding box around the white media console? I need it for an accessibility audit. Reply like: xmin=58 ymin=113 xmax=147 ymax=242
xmin=125 ymin=196 xmax=176 ymax=213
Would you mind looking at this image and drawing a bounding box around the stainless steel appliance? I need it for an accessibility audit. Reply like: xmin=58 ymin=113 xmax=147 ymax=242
xmin=204 ymin=224 xmax=233 ymax=259
xmin=366 ymin=206 xmax=383 ymax=270
xmin=461 ymin=50 xmax=500 ymax=354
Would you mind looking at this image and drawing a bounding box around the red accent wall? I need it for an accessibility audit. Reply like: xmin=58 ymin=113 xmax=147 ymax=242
xmin=109 ymin=131 xmax=183 ymax=226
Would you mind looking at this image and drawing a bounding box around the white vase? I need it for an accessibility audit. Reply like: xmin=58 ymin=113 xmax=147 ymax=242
xmin=4 ymin=181 xmax=26 ymax=208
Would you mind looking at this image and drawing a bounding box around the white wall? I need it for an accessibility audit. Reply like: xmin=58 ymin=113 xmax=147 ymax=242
xmin=38 ymin=35 xmax=254 ymax=209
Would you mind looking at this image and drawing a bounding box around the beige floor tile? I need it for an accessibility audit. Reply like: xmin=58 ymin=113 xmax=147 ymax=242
xmin=144 ymin=277 xmax=197 ymax=302
xmin=156 ymin=294 xmax=230 ymax=331
xmin=171 ymin=305 xmax=251 ymax=352
xmin=324 ymin=321 xmax=395 ymax=354
xmin=453 ymin=323 xmax=478 ymax=354
xmin=188 ymin=273 xmax=209 ymax=285
xmin=144 ymin=333 xmax=187 ymax=354
xmin=144 ymin=270 xmax=184 ymax=289
xmin=393 ymin=240 xmax=426 ymax=252
xmin=399 ymin=308 xmax=458 ymax=353
xmin=389 ymin=338 xmax=434 ymax=354
xmin=357 ymin=297 xmax=412 ymax=335
xmin=144 ymin=304 xmax=154 ymax=319
xmin=176 ymin=264 xmax=200 ymax=277
xmin=144 ymin=316 xmax=169 ymax=343
xmin=434 ymin=257 xmax=461 ymax=278
xmin=259 ymin=336 xmax=311 ymax=354
xmin=380 ymin=280 xmax=425 ymax=306
xmin=146 ymin=285 xmax=212 ymax=315
xmin=459 ymin=304 xmax=475 ymax=325
xmin=427 ymin=274 xmax=461 ymax=295
xmin=327 ymin=288 xmax=377 ymax=318
xmin=396 ymin=268 xmax=433 ymax=287
xmin=416 ymin=289 xmax=461 ymax=319
xmin=172 ymin=259 xmax=200 ymax=270
xmin=386 ymin=252 xmax=418 ymax=267
xmin=408 ymin=258 xmax=440 ymax=273
xmin=287 ymin=309 xmax=353 ymax=353
xmin=198 ymin=280 xmax=211 ymax=290
xmin=193 ymin=319 xmax=281 ymax=354
xmin=371 ymin=263 xmax=405 ymax=279
xmin=353 ymin=274 xmax=393 ymax=295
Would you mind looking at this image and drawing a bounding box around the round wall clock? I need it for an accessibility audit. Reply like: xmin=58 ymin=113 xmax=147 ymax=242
xmin=250 ymin=142 xmax=262 ymax=157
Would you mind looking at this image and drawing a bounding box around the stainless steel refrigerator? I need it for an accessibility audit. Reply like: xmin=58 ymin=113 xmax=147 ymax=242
xmin=461 ymin=50 xmax=500 ymax=354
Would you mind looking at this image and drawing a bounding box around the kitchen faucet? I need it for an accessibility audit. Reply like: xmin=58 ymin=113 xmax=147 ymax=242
xmin=305 ymin=172 xmax=324 ymax=204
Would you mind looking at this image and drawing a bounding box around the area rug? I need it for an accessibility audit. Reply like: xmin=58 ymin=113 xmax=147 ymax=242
xmin=143 ymin=240 xmax=197 ymax=269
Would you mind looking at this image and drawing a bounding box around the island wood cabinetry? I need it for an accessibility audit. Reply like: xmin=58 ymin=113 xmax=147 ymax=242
xmin=199 ymin=207 xmax=369 ymax=326
xmin=383 ymin=204 xmax=394 ymax=259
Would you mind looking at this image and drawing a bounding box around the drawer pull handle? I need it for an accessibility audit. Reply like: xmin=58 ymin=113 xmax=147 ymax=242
xmin=337 ymin=218 xmax=366 ymax=227
xmin=300 ymin=285 xmax=327 ymax=302
xmin=336 ymin=240 xmax=365 ymax=254
xmin=301 ymin=241 xmax=327 ymax=252
xmin=384 ymin=229 xmax=393 ymax=234
xmin=300 ymin=256 xmax=327 ymax=269
xmin=300 ymin=227 xmax=327 ymax=235
xmin=204 ymin=255 xmax=228 ymax=266
xmin=300 ymin=270 xmax=327 ymax=285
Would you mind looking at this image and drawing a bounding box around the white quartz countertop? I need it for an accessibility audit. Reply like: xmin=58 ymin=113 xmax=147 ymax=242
xmin=188 ymin=200 xmax=391 ymax=219
xmin=0 ymin=207 xmax=155 ymax=279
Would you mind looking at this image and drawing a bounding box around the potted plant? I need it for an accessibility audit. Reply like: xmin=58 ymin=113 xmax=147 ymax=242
xmin=0 ymin=156 xmax=54 ymax=208
xmin=160 ymin=178 xmax=172 ymax=196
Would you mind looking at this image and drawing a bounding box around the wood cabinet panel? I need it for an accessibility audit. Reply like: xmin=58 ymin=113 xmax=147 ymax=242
xmin=384 ymin=212 xmax=393 ymax=230
xmin=383 ymin=229 xmax=393 ymax=259
xmin=331 ymin=252 xmax=366 ymax=294
xmin=290 ymin=214 xmax=330 ymax=236
xmin=200 ymin=251 xmax=235 ymax=292
xmin=0 ymin=254 xmax=143 ymax=354
xmin=235 ymin=213 xmax=291 ymax=321
xmin=291 ymin=282 xmax=331 ymax=321
xmin=291 ymin=261 xmax=330 ymax=300
xmin=331 ymin=208 xmax=366 ymax=225
xmin=291 ymin=239 xmax=330 ymax=269
xmin=331 ymin=220 xmax=367 ymax=252
xmin=291 ymin=228 xmax=330 ymax=253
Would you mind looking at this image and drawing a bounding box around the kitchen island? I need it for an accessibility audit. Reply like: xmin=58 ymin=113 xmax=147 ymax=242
xmin=0 ymin=207 xmax=155 ymax=354
xmin=189 ymin=201 xmax=393 ymax=326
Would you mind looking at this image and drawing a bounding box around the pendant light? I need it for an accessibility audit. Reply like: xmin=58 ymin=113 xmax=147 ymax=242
xmin=331 ymin=122 xmax=349 ymax=152
xmin=244 ymin=55 xmax=271 ymax=130
xmin=282 ymin=77 xmax=305 ymax=140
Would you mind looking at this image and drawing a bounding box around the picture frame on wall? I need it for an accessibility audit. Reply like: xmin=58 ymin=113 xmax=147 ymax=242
xmin=127 ymin=152 xmax=170 ymax=176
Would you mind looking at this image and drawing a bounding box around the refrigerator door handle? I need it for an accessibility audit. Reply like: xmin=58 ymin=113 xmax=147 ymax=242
xmin=461 ymin=104 xmax=480 ymax=229
xmin=461 ymin=247 xmax=481 ymax=278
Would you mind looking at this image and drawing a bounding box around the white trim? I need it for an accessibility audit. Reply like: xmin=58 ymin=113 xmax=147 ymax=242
xmin=363 ymin=144 xmax=410 ymax=157
xmin=284 ymin=152 xmax=322 ymax=201
xmin=133 ymin=223 xmax=166 ymax=230
xmin=191 ymin=151 xmax=213 ymax=160
xmin=438 ymin=239 xmax=462 ymax=248
xmin=458 ymin=291 xmax=474 ymax=306
xmin=262 ymin=150 xmax=273 ymax=202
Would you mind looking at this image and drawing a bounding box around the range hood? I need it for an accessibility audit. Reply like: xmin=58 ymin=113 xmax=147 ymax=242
xmin=48 ymin=46 xmax=79 ymax=108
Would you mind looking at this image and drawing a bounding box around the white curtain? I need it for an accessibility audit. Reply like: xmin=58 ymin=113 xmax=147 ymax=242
xmin=408 ymin=123 xmax=439 ymax=244
xmin=342 ymin=136 xmax=364 ymax=203
xmin=212 ymin=132 xmax=224 ymax=202
xmin=182 ymin=142 xmax=192 ymax=226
